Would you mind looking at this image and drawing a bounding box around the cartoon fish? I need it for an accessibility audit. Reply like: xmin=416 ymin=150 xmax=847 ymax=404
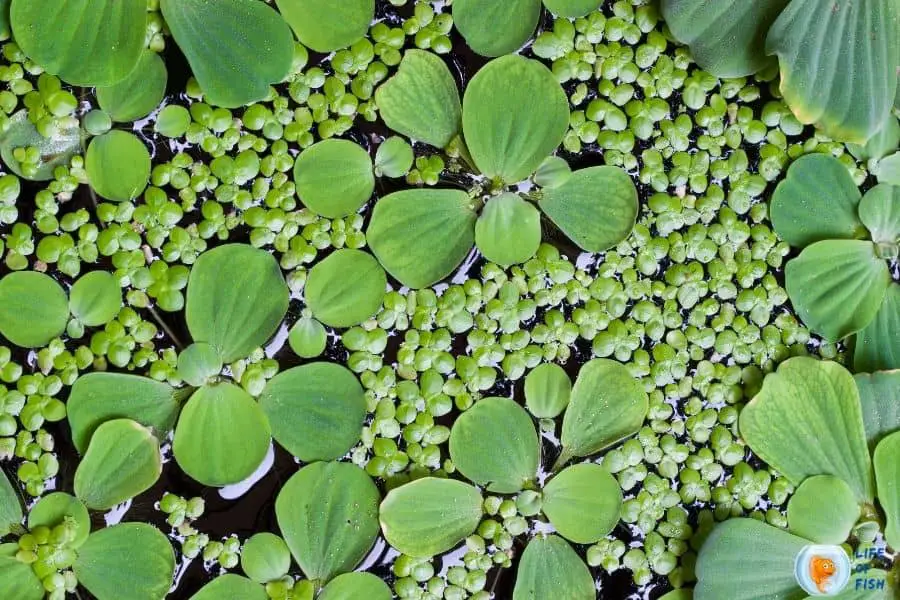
xmin=809 ymin=556 xmax=836 ymax=593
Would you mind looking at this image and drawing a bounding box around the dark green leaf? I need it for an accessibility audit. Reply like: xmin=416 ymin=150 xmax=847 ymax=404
xmin=275 ymin=0 xmax=374 ymax=53
xmin=542 ymin=463 xmax=622 ymax=544
xmin=85 ymin=131 xmax=151 ymax=202
xmin=240 ymin=533 xmax=291 ymax=584
xmin=293 ymin=139 xmax=374 ymax=218
xmin=305 ymin=249 xmax=386 ymax=328
xmin=512 ymin=535 xmax=595 ymax=600
xmin=475 ymin=193 xmax=541 ymax=266
xmin=453 ymin=0 xmax=541 ymax=57
xmin=787 ymin=475 xmax=860 ymax=543
xmin=0 ymin=271 xmax=68 ymax=348
xmin=854 ymin=284 xmax=900 ymax=372
xmin=0 ymin=468 xmax=21 ymax=537
xmin=69 ymin=271 xmax=122 ymax=327
xmin=176 ymin=342 xmax=223 ymax=388
xmin=0 ymin=110 xmax=82 ymax=181
xmin=96 ymin=51 xmax=167 ymax=123
xmin=855 ymin=370 xmax=900 ymax=451
xmin=27 ymin=493 xmax=90 ymax=549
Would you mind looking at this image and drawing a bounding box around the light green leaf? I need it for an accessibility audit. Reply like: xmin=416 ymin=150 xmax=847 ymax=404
xmin=305 ymin=249 xmax=386 ymax=328
xmin=858 ymin=184 xmax=900 ymax=244
xmin=0 ymin=271 xmax=68 ymax=348
xmin=10 ymin=0 xmax=144 ymax=86
xmin=67 ymin=372 xmax=181 ymax=455
xmin=770 ymin=154 xmax=866 ymax=248
xmin=374 ymin=136 xmax=414 ymax=178
xmin=539 ymin=166 xmax=638 ymax=252
xmin=0 ymin=468 xmax=21 ymax=537
xmin=542 ymin=463 xmax=622 ymax=544
xmin=259 ymin=363 xmax=365 ymax=463
xmin=0 ymin=555 xmax=42 ymax=600
xmin=275 ymin=461 xmax=380 ymax=582
xmin=380 ymin=477 xmax=483 ymax=558
xmin=240 ymin=533 xmax=291 ymax=584
xmin=0 ymin=109 xmax=82 ymax=180
xmin=69 ymin=271 xmax=122 ymax=327
xmin=785 ymin=240 xmax=891 ymax=341
xmin=695 ymin=518 xmax=808 ymax=600
xmin=854 ymin=285 xmax=900 ymax=372
xmin=463 ymin=55 xmax=569 ymax=183
xmin=475 ymin=193 xmax=541 ymax=266
xmin=766 ymin=0 xmax=900 ymax=143
xmin=287 ymin=316 xmax=327 ymax=359
xmin=660 ymin=591 xmax=693 ymax=600
xmin=453 ymin=0 xmax=541 ymax=57
xmin=875 ymin=151 xmax=900 ymax=185
xmin=96 ymin=51 xmax=167 ymax=123
xmin=559 ymin=359 xmax=648 ymax=466
xmin=186 ymin=244 xmax=289 ymax=363
xmin=0 ymin=0 xmax=10 ymax=40
xmin=375 ymin=50 xmax=462 ymax=148
xmin=74 ymin=419 xmax=161 ymax=510
xmin=74 ymin=523 xmax=174 ymax=600
xmin=176 ymin=342 xmax=223 ymax=388
xmin=449 ymin=397 xmax=540 ymax=493
xmin=85 ymin=131 xmax=150 ymax=202
xmin=512 ymin=535 xmax=595 ymax=600
xmin=855 ymin=370 xmax=900 ymax=450
xmin=787 ymin=475 xmax=860 ymax=544
xmin=848 ymin=116 xmax=900 ymax=161
xmin=367 ymin=189 xmax=477 ymax=288
xmin=660 ymin=0 xmax=787 ymax=77
xmin=173 ymin=383 xmax=271 ymax=486
xmin=155 ymin=105 xmax=192 ymax=138
xmin=533 ymin=156 xmax=572 ymax=190
xmin=160 ymin=0 xmax=294 ymax=108
xmin=28 ymin=493 xmax=90 ymax=549
xmin=874 ymin=431 xmax=900 ymax=550
xmin=319 ymin=573 xmax=392 ymax=600
xmin=524 ymin=363 xmax=571 ymax=419
xmin=542 ymin=0 xmax=602 ymax=18
xmin=275 ymin=0 xmax=374 ymax=53
xmin=293 ymin=139 xmax=374 ymax=218
xmin=739 ymin=357 xmax=873 ymax=502
xmin=190 ymin=575 xmax=267 ymax=600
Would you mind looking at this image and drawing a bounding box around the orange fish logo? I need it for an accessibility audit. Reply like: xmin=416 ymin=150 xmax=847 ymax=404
xmin=795 ymin=545 xmax=850 ymax=596
xmin=809 ymin=556 xmax=836 ymax=593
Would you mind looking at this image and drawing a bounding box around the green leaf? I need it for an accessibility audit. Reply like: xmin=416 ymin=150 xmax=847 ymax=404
xmin=74 ymin=523 xmax=174 ymax=600
xmin=173 ymin=383 xmax=271 ymax=486
xmin=374 ymin=50 xmax=462 ymax=148
xmin=854 ymin=284 xmax=900 ymax=372
xmin=765 ymin=0 xmax=900 ymax=143
xmin=539 ymin=166 xmax=638 ymax=252
xmin=785 ymin=240 xmax=891 ymax=341
xmin=542 ymin=463 xmax=622 ymax=544
xmin=287 ymin=316 xmax=327 ymax=359
xmin=858 ymin=184 xmax=900 ymax=244
xmin=787 ymin=475 xmax=860 ymax=544
xmin=305 ymin=249 xmax=386 ymax=328
xmin=293 ymin=139 xmax=374 ymax=218
xmin=660 ymin=0 xmax=787 ymax=77
xmin=275 ymin=462 xmax=380 ymax=582
xmin=67 ymin=372 xmax=180 ymax=455
xmin=659 ymin=591 xmax=693 ymax=600
xmin=190 ymin=575 xmax=267 ymax=600
xmin=695 ymin=518 xmax=808 ymax=600
xmin=367 ymin=189 xmax=477 ymax=288
xmin=0 ymin=468 xmax=21 ymax=537
xmin=259 ymin=363 xmax=365 ymax=462
xmin=155 ymin=105 xmax=192 ymax=138
xmin=874 ymin=431 xmax=900 ymax=550
xmin=69 ymin=271 xmax=122 ymax=327
xmin=10 ymin=0 xmax=144 ymax=86
xmin=96 ymin=51 xmax=167 ymax=123
xmin=0 ymin=0 xmax=10 ymax=40
xmin=770 ymin=154 xmax=866 ymax=248
xmin=512 ymin=535 xmax=595 ymax=600
xmin=453 ymin=0 xmax=541 ymax=57
xmin=27 ymin=493 xmax=90 ymax=549
xmin=176 ymin=342 xmax=223 ymax=388
xmin=875 ymin=151 xmax=900 ymax=185
xmin=85 ymin=131 xmax=151 ymax=202
xmin=0 ymin=109 xmax=82 ymax=181
xmin=319 ymin=573 xmax=392 ymax=600
xmin=542 ymin=0 xmax=602 ymax=18
xmin=739 ymin=357 xmax=873 ymax=502
xmin=160 ymin=0 xmax=294 ymax=108
xmin=449 ymin=397 xmax=540 ymax=493
xmin=375 ymin=136 xmax=414 ymax=178
xmin=0 ymin=555 xmax=42 ymax=600
xmin=559 ymin=358 xmax=649 ymax=466
xmin=533 ymin=156 xmax=572 ymax=190
xmin=380 ymin=477 xmax=483 ymax=558
xmin=275 ymin=0 xmax=374 ymax=53
xmin=855 ymin=370 xmax=900 ymax=450
xmin=848 ymin=116 xmax=900 ymax=161
xmin=463 ymin=55 xmax=569 ymax=183
xmin=0 ymin=271 xmax=68 ymax=348
xmin=74 ymin=419 xmax=161 ymax=510
xmin=186 ymin=244 xmax=289 ymax=363
xmin=475 ymin=193 xmax=541 ymax=266
xmin=240 ymin=533 xmax=291 ymax=584
xmin=524 ymin=363 xmax=571 ymax=419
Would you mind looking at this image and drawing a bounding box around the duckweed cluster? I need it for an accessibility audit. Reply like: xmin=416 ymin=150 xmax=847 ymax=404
xmin=0 ymin=0 xmax=894 ymax=599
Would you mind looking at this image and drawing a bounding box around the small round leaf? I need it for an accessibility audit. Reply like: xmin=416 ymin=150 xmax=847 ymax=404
xmin=524 ymin=363 xmax=571 ymax=419
xmin=319 ymin=573 xmax=392 ymax=600
xmin=374 ymin=136 xmax=415 ymax=178
xmin=512 ymin=535 xmax=594 ymax=600
xmin=190 ymin=575 xmax=267 ymax=600
xmin=27 ymin=493 xmax=90 ymax=549
xmin=96 ymin=51 xmax=167 ymax=123
xmin=69 ymin=271 xmax=122 ymax=327
xmin=542 ymin=0 xmax=602 ymax=17
xmin=453 ymin=0 xmax=541 ymax=58
xmin=85 ymin=131 xmax=151 ymax=202
xmin=475 ymin=193 xmax=541 ymax=266
xmin=858 ymin=183 xmax=900 ymax=244
xmin=0 ymin=272 xmax=68 ymax=348
xmin=275 ymin=0 xmax=374 ymax=53
xmin=288 ymin=316 xmax=327 ymax=358
xmin=305 ymin=250 xmax=386 ymax=328
xmin=533 ymin=156 xmax=572 ymax=190
xmin=542 ymin=463 xmax=622 ymax=544
xmin=240 ymin=533 xmax=291 ymax=584
xmin=176 ymin=342 xmax=223 ymax=388
xmin=787 ymin=475 xmax=860 ymax=544
xmin=155 ymin=105 xmax=191 ymax=138
xmin=294 ymin=139 xmax=374 ymax=218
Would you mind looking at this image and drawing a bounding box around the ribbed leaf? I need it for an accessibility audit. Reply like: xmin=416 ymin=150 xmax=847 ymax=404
xmin=452 ymin=0 xmax=541 ymax=57
xmin=190 ymin=575 xmax=267 ymax=600
xmin=305 ymin=250 xmax=386 ymax=328
xmin=874 ymin=431 xmax=900 ymax=550
xmin=854 ymin=284 xmax=900 ymax=372
xmin=475 ymin=193 xmax=541 ymax=266
xmin=542 ymin=463 xmax=622 ymax=544
xmin=0 ymin=468 xmax=21 ymax=537
xmin=513 ymin=535 xmax=595 ymax=600
xmin=858 ymin=184 xmax=900 ymax=244
xmin=524 ymin=363 xmax=571 ymax=419
xmin=275 ymin=0 xmax=373 ymax=53
xmin=786 ymin=475 xmax=859 ymax=544
xmin=855 ymin=370 xmax=900 ymax=451
xmin=96 ymin=51 xmax=167 ymax=123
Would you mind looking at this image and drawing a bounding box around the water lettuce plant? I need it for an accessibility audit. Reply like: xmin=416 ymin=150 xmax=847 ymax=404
xmin=770 ymin=154 xmax=900 ymax=371
xmin=661 ymin=0 xmax=900 ymax=143
xmin=695 ymin=359 xmax=900 ymax=598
